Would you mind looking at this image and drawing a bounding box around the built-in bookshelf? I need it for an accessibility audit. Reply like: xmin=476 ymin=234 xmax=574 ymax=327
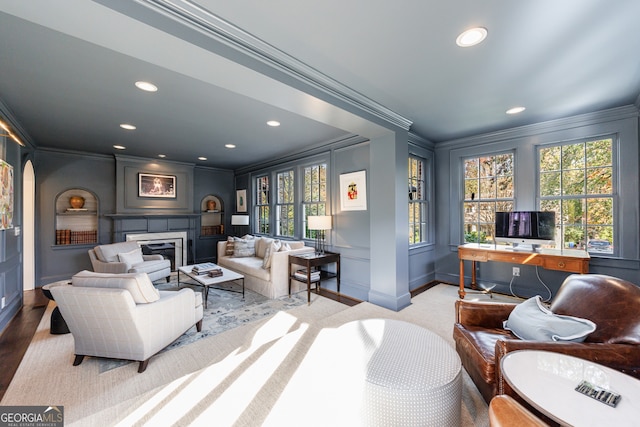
xmin=200 ymin=195 xmax=224 ymax=237
xmin=55 ymin=189 xmax=98 ymax=246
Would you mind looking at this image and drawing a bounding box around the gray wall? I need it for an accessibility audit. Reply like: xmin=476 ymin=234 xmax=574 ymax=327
xmin=34 ymin=150 xmax=234 ymax=286
xmin=193 ymin=166 xmax=235 ymax=263
xmin=35 ymin=150 xmax=115 ymax=285
xmin=0 ymin=134 xmax=24 ymax=332
xmin=234 ymin=133 xmax=437 ymax=305
xmin=435 ymin=106 xmax=640 ymax=297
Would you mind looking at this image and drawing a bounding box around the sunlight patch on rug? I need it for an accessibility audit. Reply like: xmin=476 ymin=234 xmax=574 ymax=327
xmin=98 ymin=277 xmax=307 ymax=373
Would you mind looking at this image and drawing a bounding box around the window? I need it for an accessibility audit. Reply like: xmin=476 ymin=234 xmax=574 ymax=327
xmin=302 ymin=163 xmax=327 ymax=239
xmin=276 ymin=170 xmax=295 ymax=237
xmin=539 ymin=138 xmax=614 ymax=254
xmin=409 ymin=156 xmax=428 ymax=244
xmin=463 ymin=153 xmax=514 ymax=243
xmin=255 ymin=175 xmax=270 ymax=234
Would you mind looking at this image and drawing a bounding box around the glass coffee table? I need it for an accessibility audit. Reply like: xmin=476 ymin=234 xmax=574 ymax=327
xmin=177 ymin=264 xmax=244 ymax=308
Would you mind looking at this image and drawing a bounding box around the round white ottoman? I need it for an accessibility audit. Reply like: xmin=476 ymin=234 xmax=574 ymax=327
xmin=337 ymin=318 xmax=462 ymax=427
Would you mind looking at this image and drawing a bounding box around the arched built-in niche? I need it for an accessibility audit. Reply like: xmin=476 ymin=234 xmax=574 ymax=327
xmin=54 ymin=188 xmax=98 ymax=245
xmin=200 ymin=194 xmax=224 ymax=236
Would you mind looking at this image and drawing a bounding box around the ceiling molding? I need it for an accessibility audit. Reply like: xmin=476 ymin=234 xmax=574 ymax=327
xmin=437 ymin=105 xmax=640 ymax=150
xmin=0 ymin=97 xmax=33 ymax=148
xmin=137 ymin=0 xmax=412 ymax=131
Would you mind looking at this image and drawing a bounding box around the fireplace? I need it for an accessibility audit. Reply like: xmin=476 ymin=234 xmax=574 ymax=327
xmin=126 ymin=232 xmax=188 ymax=269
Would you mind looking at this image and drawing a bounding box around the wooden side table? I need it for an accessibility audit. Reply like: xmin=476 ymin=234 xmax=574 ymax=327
xmin=289 ymin=251 xmax=340 ymax=304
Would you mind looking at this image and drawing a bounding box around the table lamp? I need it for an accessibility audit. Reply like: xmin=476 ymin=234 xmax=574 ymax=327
xmin=308 ymin=215 xmax=332 ymax=255
xmin=231 ymin=214 xmax=249 ymax=235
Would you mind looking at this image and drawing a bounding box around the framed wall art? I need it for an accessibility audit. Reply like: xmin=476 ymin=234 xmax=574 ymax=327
xmin=339 ymin=170 xmax=367 ymax=211
xmin=236 ymin=189 xmax=247 ymax=212
xmin=138 ymin=173 xmax=176 ymax=198
xmin=0 ymin=159 xmax=13 ymax=230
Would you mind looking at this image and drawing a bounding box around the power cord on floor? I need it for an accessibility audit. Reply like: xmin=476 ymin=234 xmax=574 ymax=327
xmin=509 ymin=267 xmax=553 ymax=302
xmin=535 ymin=266 xmax=553 ymax=302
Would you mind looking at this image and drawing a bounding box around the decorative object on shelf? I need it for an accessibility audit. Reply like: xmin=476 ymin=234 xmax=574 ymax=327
xmin=206 ymin=199 xmax=216 ymax=211
xmin=69 ymin=195 xmax=85 ymax=209
xmin=308 ymin=215 xmax=332 ymax=254
xmin=138 ymin=173 xmax=176 ymax=198
xmin=236 ymin=189 xmax=247 ymax=212
xmin=339 ymin=170 xmax=367 ymax=211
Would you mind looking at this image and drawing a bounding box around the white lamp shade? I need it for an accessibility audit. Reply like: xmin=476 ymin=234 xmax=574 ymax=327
xmin=308 ymin=215 xmax=332 ymax=230
xmin=231 ymin=215 xmax=249 ymax=226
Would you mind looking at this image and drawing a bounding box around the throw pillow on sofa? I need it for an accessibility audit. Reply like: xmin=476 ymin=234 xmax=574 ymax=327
xmin=234 ymin=238 xmax=256 ymax=257
xmin=225 ymin=236 xmax=236 ymax=256
xmin=262 ymin=240 xmax=282 ymax=269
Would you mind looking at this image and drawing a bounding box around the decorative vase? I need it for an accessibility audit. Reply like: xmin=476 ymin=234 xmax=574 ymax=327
xmin=69 ymin=196 xmax=85 ymax=209
xmin=206 ymin=200 xmax=216 ymax=211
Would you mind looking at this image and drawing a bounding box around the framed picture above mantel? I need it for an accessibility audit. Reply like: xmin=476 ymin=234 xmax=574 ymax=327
xmin=138 ymin=173 xmax=176 ymax=199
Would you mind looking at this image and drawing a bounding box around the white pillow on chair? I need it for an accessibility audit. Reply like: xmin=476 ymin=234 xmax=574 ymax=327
xmin=504 ymin=295 xmax=596 ymax=342
xmin=117 ymin=248 xmax=145 ymax=270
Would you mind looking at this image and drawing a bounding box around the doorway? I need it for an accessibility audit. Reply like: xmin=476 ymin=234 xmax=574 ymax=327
xmin=22 ymin=160 xmax=35 ymax=291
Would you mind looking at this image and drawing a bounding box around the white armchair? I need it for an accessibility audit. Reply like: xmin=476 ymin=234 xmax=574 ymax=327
xmin=88 ymin=241 xmax=171 ymax=283
xmin=51 ymin=271 xmax=203 ymax=373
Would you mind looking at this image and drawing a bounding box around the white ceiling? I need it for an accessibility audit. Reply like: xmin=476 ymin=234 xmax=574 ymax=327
xmin=1 ymin=0 xmax=639 ymax=169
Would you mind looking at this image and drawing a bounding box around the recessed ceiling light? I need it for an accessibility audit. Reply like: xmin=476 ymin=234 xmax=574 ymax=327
xmin=225 ymin=144 xmax=236 ymax=148
xmin=506 ymin=106 xmax=526 ymax=115
xmin=113 ymin=145 xmax=126 ymax=150
xmin=158 ymin=154 xmax=166 ymax=158
xmin=135 ymin=81 xmax=158 ymax=92
xmin=456 ymin=27 xmax=488 ymax=47
xmin=198 ymin=156 xmax=207 ymax=161
xmin=120 ymin=123 xmax=136 ymax=130
xmin=266 ymin=120 xmax=280 ymax=127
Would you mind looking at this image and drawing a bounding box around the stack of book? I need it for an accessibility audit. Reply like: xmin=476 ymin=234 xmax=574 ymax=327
xmin=207 ymin=269 xmax=223 ymax=278
xmin=55 ymin=229 xmax=98 ymax=245
xmin=191 ymin=262 xmax=219 ymax=275
xmin=295 ymin=269 xmax=321 ymax=282
xmin=201 ymin=225 xmax=224 ymax=235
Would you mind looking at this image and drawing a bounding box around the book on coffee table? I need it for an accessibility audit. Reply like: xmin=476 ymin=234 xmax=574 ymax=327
xmin=208 ymin=269 xmax=223 ymax=277
xmin=192 ymin=262 xmax=219 ymax=274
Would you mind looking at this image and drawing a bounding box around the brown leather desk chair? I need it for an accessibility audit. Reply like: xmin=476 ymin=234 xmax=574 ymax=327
xmin=453 ymin=274 xmax=640 ymax=403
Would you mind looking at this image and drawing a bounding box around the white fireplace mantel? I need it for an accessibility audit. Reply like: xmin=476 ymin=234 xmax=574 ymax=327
xmin=126 ymin=232 xmax=188 ymax=268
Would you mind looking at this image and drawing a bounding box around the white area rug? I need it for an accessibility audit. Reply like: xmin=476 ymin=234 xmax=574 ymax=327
xmin=2 ymin=284 xmax=514 ymax=426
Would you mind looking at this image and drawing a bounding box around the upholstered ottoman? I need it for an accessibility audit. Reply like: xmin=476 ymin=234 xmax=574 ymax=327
xmin=339 ymin=319 xmax=462 ymax=426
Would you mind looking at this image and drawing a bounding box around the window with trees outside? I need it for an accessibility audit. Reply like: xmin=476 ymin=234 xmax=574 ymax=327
xmin=255 ymin=175 xmax=270 ymax=234
xmin=463 ymin=153 xmax=514 ymax=243
xmin=302 ymin=163 xmax=327 ymax=239
xmin=539 ymin=137 xmax=614 ymax=255
xmin=409 ymin=156 xmax=428 ymax=244
xmin=276 ymin=170 xmax=295 ymax=237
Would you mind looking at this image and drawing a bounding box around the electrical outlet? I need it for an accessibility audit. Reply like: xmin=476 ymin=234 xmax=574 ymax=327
xmin=1 ymin=297 xmax=5 ymax=309
xmin=512 ymin=267 xmax=520 ymax=277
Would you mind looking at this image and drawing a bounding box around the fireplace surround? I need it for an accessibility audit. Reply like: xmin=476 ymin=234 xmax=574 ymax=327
xmin=107 ymin=213 xmax=199 ymax=267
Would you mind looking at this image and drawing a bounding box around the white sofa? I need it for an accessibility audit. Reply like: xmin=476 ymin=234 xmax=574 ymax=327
xmin=51 ymin=270 xmax=203 ymax=373
xmin=217 ymin=236 xmax=314 ymax=299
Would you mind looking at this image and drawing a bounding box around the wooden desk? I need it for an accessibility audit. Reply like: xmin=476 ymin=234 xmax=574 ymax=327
xmin=458 ymin=243 xmax=589 ymax=299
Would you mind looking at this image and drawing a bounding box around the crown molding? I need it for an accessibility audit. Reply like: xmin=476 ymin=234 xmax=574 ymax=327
xmin=137 ymin=0 xmax=412 ymax=131
xmin=437 ymin=105 xmax=639 ymax=150
xmin=0 ymin=97 xmax=33 ymax=148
